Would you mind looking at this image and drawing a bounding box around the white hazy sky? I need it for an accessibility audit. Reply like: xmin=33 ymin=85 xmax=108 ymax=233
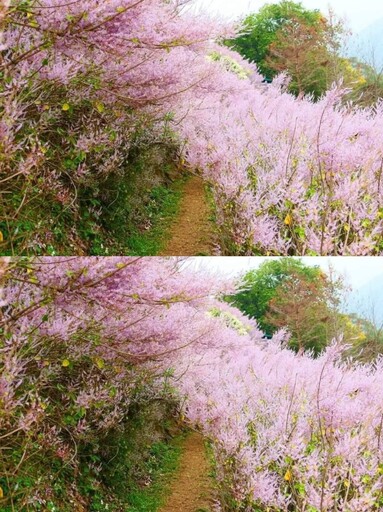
xmin=192 ymin=0 xmax=383 ymax=32
xmin=187 ymin=257 xmax=383 ymax=292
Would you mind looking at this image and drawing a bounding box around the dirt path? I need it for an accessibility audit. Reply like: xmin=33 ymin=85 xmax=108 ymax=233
xmin=159 ymin=433 xmax=213 ymax=512
xmin=160 ymin=176 xmax=214 ymax=256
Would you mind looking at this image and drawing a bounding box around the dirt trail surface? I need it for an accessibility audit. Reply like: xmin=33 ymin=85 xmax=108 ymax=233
xmin=159 ymin=433 xmax=213 ymax=512
xmin=160 ymin=176 xmax=214 ymax=256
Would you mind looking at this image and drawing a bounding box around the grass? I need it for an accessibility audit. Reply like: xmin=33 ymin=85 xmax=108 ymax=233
xmin=76 ymin=175 xmax=186 ymax=257
xmin=96 ymin=404 xmax=187 ymax=512
xmin=125 ymin=178 xmax=185 ymax=256
xmin=98 ymin=401 xmax=188 ymax=512
xmin=75 ymin=434 xmax=185 ymax=512
xmin=126 ymin=436 xmax=184 ymax=511
xmin=0 ymin=176 xmax=185 ymax=257
xmin=0 ymin=144 xmax=187 ymax=256
xmin=0 ymin=400 xmax=186 ymax=512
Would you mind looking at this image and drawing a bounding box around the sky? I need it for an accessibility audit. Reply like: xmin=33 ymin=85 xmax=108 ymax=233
xmin=187 ymin=256 xmax=383 ymax=292
xmin=192 ymin=0 xmax=383 ymax=32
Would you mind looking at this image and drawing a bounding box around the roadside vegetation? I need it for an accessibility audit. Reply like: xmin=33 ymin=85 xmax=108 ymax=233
xmin=2 ymin=0 xmax=383 ymax=255
xmin=2 ymin=257 xmax=383 ymax=511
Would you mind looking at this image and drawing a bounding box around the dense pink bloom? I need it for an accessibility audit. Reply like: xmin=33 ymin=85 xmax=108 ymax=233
xmin=3 ymin=0 xmax=383 ymax=254
xmin=2 ymin=257 xmax=383 ymax=509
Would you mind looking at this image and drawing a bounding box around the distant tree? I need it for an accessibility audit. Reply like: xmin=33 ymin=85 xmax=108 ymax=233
xmin=266 ymin=15 xmax=340 ymax=98
xmin=227 ymin=259 xmax=325 ymax=335
xmin=267 ymin=18 xmax=323 ymax=97
xmin=265 ymin=269 xmax=341 ymax=354
xmin=227 ymin=1 xmax=345 ymax=98
xmin=227 ymin=1 xmax=321 ymax=80
xmin=226 ymin=258 xmax=347 ymax=355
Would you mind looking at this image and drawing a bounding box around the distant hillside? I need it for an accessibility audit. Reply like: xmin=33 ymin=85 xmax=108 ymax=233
xmin=348 ymin=18 xmax=383 ymax=69
xmin=347 ymin=273 xmax=383 ymax=325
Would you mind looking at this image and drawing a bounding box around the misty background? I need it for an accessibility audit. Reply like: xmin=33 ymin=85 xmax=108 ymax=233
xmin=189 ymin=257 xmax=383 ymax=325
xmin=194 ymin=0 xmax=383 ymax=68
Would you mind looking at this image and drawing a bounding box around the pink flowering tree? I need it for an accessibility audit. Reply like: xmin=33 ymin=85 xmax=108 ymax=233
xmin=0 ymin=256 xmax=237 ymax=506
xmin=0 ymin=0 xmax=230 ymax=252
xmin=181 ymin=337 xmax=383 ymax=511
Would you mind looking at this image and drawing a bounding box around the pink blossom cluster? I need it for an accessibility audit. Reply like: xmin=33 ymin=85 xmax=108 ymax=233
xmin=2 ymin=0 xmax=231 ymax=248
xmin=181 ymin=337 xmax=383 ymax=511
xmin=2 ymin=0 xmax=228 ymax=179
xmin=176 ymin=72 xmax=383 ymax=255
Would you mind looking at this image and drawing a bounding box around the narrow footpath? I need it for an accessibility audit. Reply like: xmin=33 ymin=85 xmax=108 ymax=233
xmin=159 ymin=433 xmax=213 ymax=512
xmin=160 ymin=176 xmax=214 ymax=256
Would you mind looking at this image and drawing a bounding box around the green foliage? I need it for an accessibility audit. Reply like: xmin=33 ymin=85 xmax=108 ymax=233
xmin=209 ymin=307 xmax=250 ymax=335
xmin=98 ymin=402 xmax=184 ymax=512
xmin=208 ymin=51 xmax=251 ymax=80
xmin=1 ymin=146 xmax=184 ymax=256
xmin=227 ymin=1 xmax=322 ymax=81
xmin=1 ymin=400 xmax=184 ymax=512
xmin=124 ymin=182 xmax=184 ymax=256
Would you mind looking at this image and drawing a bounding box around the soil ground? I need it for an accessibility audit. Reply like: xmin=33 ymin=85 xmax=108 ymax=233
xmin=159 ymin=432 xmax=213 ymax=512
xmin=159 ymin=176 xmax=214 ymax=256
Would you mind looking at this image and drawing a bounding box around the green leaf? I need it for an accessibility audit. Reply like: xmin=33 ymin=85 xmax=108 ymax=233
xmin=95 ymin=357 xmax=104 ymax=370
xmin=95 ymin=101 xmax=105 ymax=114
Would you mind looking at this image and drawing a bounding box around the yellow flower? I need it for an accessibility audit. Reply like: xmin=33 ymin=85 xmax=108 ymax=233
xmin=284 ymin=469 xmax=292 ymax=481
xmin=284 ymin=213 xmax=293 ymax=226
